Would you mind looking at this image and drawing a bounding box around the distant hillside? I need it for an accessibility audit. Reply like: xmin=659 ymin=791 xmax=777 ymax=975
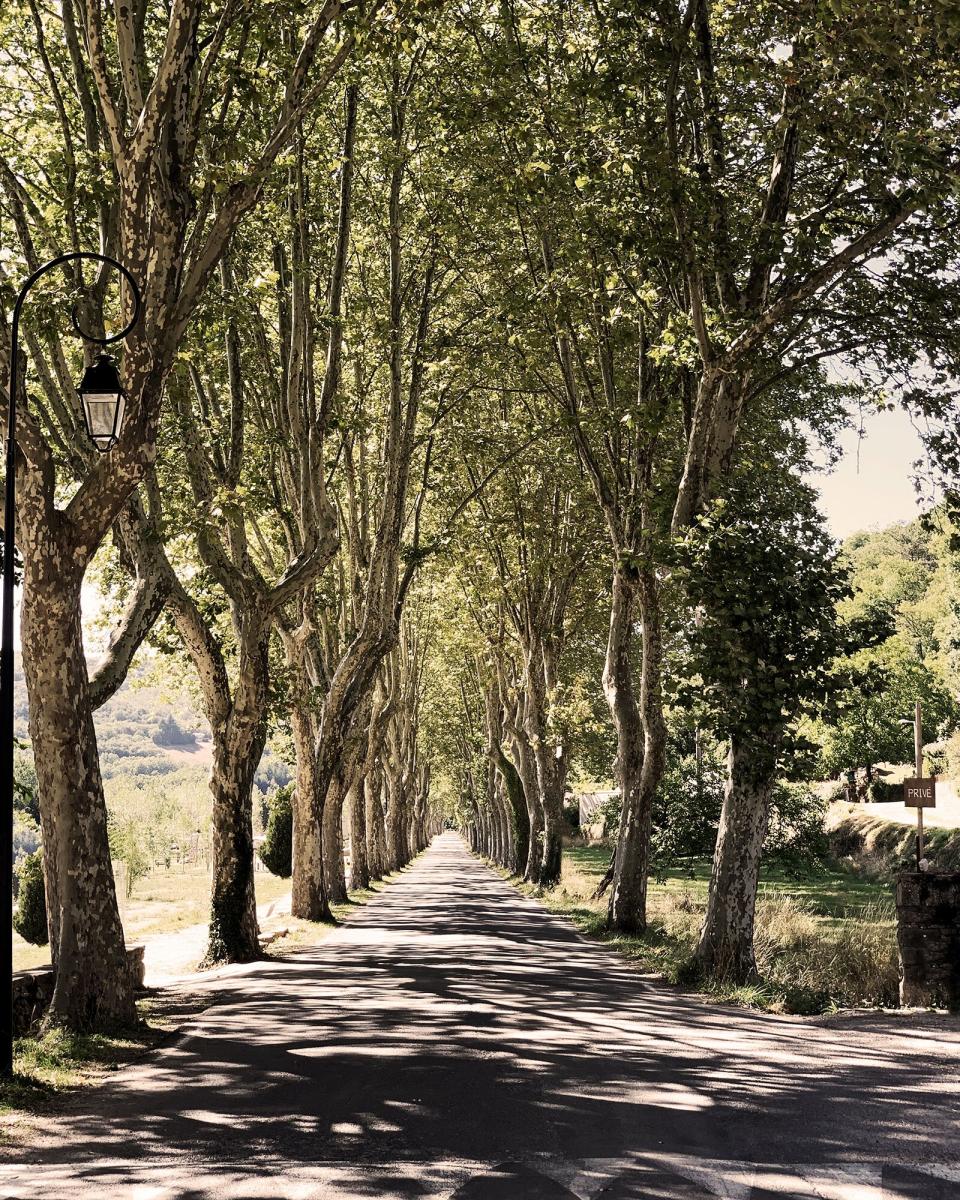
xmin=13 ymin=660 xmax=291 ymax=791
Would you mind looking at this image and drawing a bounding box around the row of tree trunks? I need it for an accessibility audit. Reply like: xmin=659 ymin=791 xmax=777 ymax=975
xmin=3 ymin=0 xmax=367 ymax=1033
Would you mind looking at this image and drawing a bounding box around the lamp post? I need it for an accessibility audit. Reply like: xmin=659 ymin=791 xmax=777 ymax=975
xmin=2 ymin=252 xmax=140 ymax=1076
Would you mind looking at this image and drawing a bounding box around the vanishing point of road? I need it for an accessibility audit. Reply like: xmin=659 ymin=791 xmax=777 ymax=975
xmin=2 ymin=832 xmax=957 ymax=1199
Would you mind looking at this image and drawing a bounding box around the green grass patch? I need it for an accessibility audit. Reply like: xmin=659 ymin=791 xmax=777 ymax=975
xmin=1 ymin=1013 xmax=170 ymax=1121
xmin=512 ymin=843 xmax=899 ymax=1016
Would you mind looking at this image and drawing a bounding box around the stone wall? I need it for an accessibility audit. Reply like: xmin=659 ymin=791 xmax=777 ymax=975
xmin=12 ymin=944 xmax=146 ymax=1035
xmin=896 ymin=873 xmax=960 ymax=1009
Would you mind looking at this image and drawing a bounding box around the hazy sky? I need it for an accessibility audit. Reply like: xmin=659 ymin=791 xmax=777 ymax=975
xmin=807 ymin=406 xmax=933 ymax=542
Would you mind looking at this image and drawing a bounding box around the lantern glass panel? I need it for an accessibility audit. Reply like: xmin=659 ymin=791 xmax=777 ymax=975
xmin=81 ymin=391 xmax=125 ymax=451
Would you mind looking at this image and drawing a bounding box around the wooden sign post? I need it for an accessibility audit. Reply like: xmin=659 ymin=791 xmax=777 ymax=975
xmin=903 ymin=700 xmax=936 ymax=871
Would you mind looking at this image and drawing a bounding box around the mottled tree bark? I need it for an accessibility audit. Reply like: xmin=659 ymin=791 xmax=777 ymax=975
xmin=349 ymin=785 xmax=369 ymax=889
xmin=508 ymin=706 xmax=543 ymax=883
xmin=289 ymin=702 xmax=331 ymax=921
xmin=21 ymin=562 xmax=135 ymax=1030
xmin=205 ymin=616 xmax=271 ymax=963
xmin=365 ymin=768 xmax=387 ymax=879
xmin=605 ymin=566 xmax=667 ymax=934
xmin=322 ymin=771 xmax=349 ymax=905
xmin=485 ymin=682 xmax=529 ymax=875
xmin=493 ymin=749 xmax=528 ymax=875
xmin=525 ymin=640 xmax=566 ymax=887
xmin=283 ymin=635 xmax=331 ymax=922
xmin=697 ymin=730 xmax=780 ymax=981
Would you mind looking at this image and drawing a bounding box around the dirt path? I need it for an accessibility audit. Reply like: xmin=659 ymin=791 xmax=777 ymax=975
xmin=140 ymin=891 xmax=292 ymax=985
xmin=2 ymin=832 xmax=958 ymax=1198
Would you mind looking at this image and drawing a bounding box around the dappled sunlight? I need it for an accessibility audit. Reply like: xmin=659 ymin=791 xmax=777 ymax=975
xmin=2 ymin=835 xmax=957 ymax=1198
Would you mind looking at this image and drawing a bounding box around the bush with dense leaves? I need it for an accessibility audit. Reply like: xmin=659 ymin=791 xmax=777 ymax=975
xmin=13 ymin=849 xmax=48 ymax=946
xmin=651 ymin=749 xmax=726 ymax=867
xmin=764 ymin=783 xmax=829 ymax=869
xmin=260 ymin=785 xmax=293 ymax=877
xmin=867 ymin=777 xmax=900 ymax=803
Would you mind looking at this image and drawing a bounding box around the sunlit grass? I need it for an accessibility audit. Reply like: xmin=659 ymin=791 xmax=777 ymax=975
xmin=13 ymin=867 xmax=295 ymax=972
xmin=513 ymin=842 xmax=898 ymax=1015
xmin=0 ymin=1011 xmax=168 ymax=1121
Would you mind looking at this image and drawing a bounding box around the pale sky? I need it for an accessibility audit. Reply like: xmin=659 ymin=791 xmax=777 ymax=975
xmin=807 ymin=406 xmax=933 ymax=542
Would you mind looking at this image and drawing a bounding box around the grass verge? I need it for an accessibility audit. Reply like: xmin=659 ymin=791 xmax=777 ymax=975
xmin=509 ymin=842 xmax=899 ymax=1016
xmin=0 ymin=985 xmax=208 ymax=1130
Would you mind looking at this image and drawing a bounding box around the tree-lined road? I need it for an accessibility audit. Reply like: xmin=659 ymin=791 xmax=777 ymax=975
xmin=2 ymin=833 xmax=958 ymax=1199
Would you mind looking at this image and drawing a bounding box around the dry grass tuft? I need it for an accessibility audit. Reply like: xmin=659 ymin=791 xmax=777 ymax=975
xmin=530 ymin=845 xmax=900 ymax=1014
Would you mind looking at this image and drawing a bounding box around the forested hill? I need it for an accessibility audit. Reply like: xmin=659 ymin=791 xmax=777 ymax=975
xmin=815 ymin=513 xmax=960 ymax=784
xmin=13 ymin=662 xmax=291 ymax=788
xmin=842 ymin=518 xmax=959 ymax=689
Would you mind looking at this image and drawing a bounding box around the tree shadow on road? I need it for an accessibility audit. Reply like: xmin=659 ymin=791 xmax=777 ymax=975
xmin=2 ymin=836 xmax=955 ymax=1199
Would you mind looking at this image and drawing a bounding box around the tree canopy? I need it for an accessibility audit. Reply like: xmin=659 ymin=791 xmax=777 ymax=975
xmin=2 ymin=0 xmax=960 ymax=1024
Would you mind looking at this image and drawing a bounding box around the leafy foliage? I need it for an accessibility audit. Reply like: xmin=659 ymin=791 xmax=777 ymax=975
xmin=815 ymin=514 xmax=960 ymax=778
xmin=260 ymin=786 xmax=294 ymax=879
xmin=676 ymin=476 xmax=851 ymax=750
xmin=13 ymin=851 xmax=48 ymax=947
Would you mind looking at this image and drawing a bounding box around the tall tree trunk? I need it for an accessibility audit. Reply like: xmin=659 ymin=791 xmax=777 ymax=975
xmin=365 ymin=768 xmax=387 ymax=879
xmin=385 ymin=769 xmax=400 ymax=869
xmin=605 ymin=566 xmax=667 ymax=934
xmin=205 ymin=621 xmax=270 ymax=963
xmin=289 ymin=696 xmax=331 ymax=921
xmin=525 ymin=641 xmax=566 ymax=887
xmin=495 ymin=788 xmax=512 ymax=869
xmin=486 ymin=682 xmax=529 ymax=875
xmin=498 ymin=670 xmax=544 ymax=882
xmin=280 ymin=626 xmax=332 ymax=921
xmin=697 ymin=730 xmax=780 ymax=982
xmin=512 ymin=728 xmax=542 ymax=883
xmin=493 ymin=749 xmax=529 ymax=876
xmin=349 ymin=784 xmax=369 ymax=889
xmin=322 ymin=771 xmax=349 ymax=904
xmin=208 ymin=728 xmax=264 ymax=964
xmin=21 ymin=568 xmax=135 ymax=1030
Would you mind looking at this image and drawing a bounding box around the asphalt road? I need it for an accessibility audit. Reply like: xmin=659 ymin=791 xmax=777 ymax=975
xmin=2 ymin=832 xmax=958 ymax=1199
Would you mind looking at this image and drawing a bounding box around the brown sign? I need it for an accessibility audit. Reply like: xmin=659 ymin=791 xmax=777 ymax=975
xmin=904 ymin=777 xmax=936 ymax=808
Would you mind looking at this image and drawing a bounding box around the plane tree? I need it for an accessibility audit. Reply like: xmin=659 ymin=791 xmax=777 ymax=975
xmin=0 ymin=0 xmax=382 ymax=1027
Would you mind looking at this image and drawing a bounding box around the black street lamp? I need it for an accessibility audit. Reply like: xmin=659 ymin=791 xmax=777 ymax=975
xmin=2 ymin=252 xmax=140 ymax=1075
xmin=77 ymin=353 xmax=128 ymax=452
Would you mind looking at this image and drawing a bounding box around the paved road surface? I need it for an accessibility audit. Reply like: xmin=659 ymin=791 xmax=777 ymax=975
xmin=2 ymin=832 xmax=958 ymax=1199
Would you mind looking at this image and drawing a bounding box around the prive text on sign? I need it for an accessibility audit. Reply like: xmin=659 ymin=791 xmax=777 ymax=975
xmin=903 ymin=777 xmax=936 ymax=809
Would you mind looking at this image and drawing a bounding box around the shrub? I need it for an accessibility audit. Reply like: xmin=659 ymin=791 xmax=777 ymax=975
xmin=152 ymin=714 xmax=193 ymax=746
xmin=13 ymin=850 xmax=48 ymax=945
xmin=260 ymin=785 xmax=293 ymax=877
xmin=867 ymin=777 xmax=900 ymax=802
xmin=596 ymin=792 xmax=622 ymax=839
xmin=651 ymin=749 xmax=725 ymax=866
xmin=764 ymin=783 xmax=828 ymax=868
